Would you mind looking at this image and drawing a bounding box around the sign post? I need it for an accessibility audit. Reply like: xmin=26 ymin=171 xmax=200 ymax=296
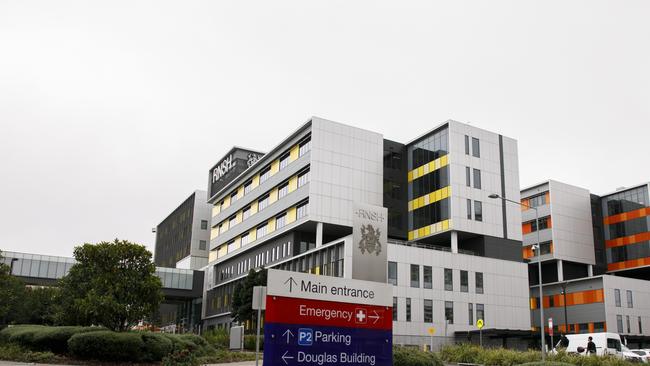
xmin=427 ymin=326 xmax=435 ymax=352
xmin=263 ymin=269 xmax=393 ymax=366
xmin=252 ymin=286 xmax=267 ymax=366
xmin=476 ymin=319 xmax=484 ymax=347
xmin=548 ymin=318 xmax=553 ymax=351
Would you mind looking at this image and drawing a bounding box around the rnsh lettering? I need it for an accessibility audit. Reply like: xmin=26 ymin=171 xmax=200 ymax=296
xmin=301 ymin=280 xmax=328 ymax=294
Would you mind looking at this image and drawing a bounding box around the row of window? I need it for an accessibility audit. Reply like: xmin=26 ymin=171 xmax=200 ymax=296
xmin=388 ymin=263 xmax=484 ymax=293
xmin=466 ymin=199 xmax=483 ymax=222
xmin=218 ymin=241 xmax=294 ymax=281
xmin=215 ymin=136 xmax=311 ymax=212
xmin=274 ymin=243 xmax=344 ymax=278
xmin=465 ymin=167 xmax=481 ymax=189
xmin=604 ymin=186 xmax=649 ymax=216
xmin=614 ymin=288 xmax=634 ymax=308
xmin=409 ymin=128 xmax=449 ymax=170
xmin=525 ymin=192 xmax=548 ymax=209
xmin=464 ymin=135 xmax=480 ymax=158
xmin=616 ymin=314 xmax=643 ymax=335
xmin=215 ymin=169 xmax=310 ymax=236
xmin=411 ymin=166 xmax=449 ymax=198
xmin=523 ymin=216 xmax=551 ymax=233
xmin=607 ymin=241 xmax=650 ymax=264
xmin=411 ymin=198 xmax=450 ymax=230
xmin=393 ymin=297 xmax=485 ymax=325
xmin=608 ymin=216 xmax=649 ymax=240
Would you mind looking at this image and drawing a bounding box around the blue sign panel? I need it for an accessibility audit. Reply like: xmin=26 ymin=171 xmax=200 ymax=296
xmin=264 ymin=323 xmax=392 ymax=366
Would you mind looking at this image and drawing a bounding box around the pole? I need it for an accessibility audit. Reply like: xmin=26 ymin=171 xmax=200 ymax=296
xmin=535 ymin=208 xmax=546 ymax=360
xmin=255 ymin=291 xmax=261 ymax=366
xmin=480 ymin=328 xmax=483 ymax=348
xmin=562 ymin=283 xmax=569 ymax=334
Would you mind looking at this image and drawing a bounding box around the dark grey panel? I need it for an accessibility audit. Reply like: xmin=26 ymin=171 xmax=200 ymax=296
xmin=498 ymin=135 xmax=508 ymax=239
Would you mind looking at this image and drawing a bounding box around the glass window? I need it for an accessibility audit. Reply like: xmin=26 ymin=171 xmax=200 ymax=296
xmin=424 ymin=299 xmax=433 ymax=323
xmin=258 ymin=195 xmax=270 ymax=211
xmin=468 ymin=303 xmax=474 ymax=325
xmin=464 ymin=135 xmax=470 ymax=155
xmin=423 ymin=266 xmax=432 ymax=289
xmin=617 ymin=315 xmax=623 ymax=333
xmin=279 ymin=153 xmax=290 ymax=170
xmin=528 ymin=193 xmax=548 ymax=208
xmin=627 ymin=290 xmax=633 ymax=308
xmin=615 ymin=289 xmax=621 ymax=307
xmin=476 ymin=272 xmax=484 ymax=294
xmin=260 ymin=166 xmax=271 ymax=183
xmin=627 ymin=315 xmax=631 ymax=334
xmin=201 ymin=220 xmax=208 ymax=230
xmin=244 ymin=181 xmax=253 ymax=195
xmin=410 ymin=264 xmax=420 ymax=288
xmin=299 ymin=137 xmax=311 ymax=156
xmin=474 ymin=200 xmax=483 ymax=222
xmin=278 ymin=182 xmax=289 ymax=199
xmin=444 ymin=268 xmax=453 ymax=291
xmin=639 ymin=317 xmax=643 ymax=334
xmin=230 ymin=191 xmax=238 ymax=203
xmin=460 ymin=270 xmax=468 ymax=292
xmin=445 ymin=301 xmax=454 ymax=324
xmin=406 ymin=298 xmax=411 ymax=322
xmin=298 ymin=169 xmax=310 ymax=187
xmin=256 ymin=224 xmax=267 ymax=239
xmin=476 ymin=304 xmax=485 ymax=323
xmin=472 ymin=137 xmax=480 ymax=157
xmin=229 ymin=216 xmax=237 ymax=228
xmin=467 ymin=199 xmax=472 ymax=220
xmin=388 ymin=262 xmax=398 ymax=285
xmin=199 ymin=240 xmax=207 ymax=250
xmin=393 ymin=297 xmax=398 ymax=321
xmin=242 ymin=206 xmax=251 ymax=220
xmin=241 ymin=233 xmax=249 ymax=246
xmin=227 ymin=240 xmax=237 ymax=253
xmin=529 ymin=216 xmax=551 ymax=232
xmin=466 ymin=167 xmax=471 ymax=187
xmin=473 ymin=169 xmax=481 ymax=189
xmin=276 ymin=213 xmax=287 ymax=230
xmin=297 ymin=201 xmax=309 ymax=219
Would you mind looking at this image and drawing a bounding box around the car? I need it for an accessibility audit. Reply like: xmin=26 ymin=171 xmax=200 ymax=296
xmin=552 ymin=332 xmax=644 ymax=362
xmin=630 ymin=349 xmax=650 ymax=363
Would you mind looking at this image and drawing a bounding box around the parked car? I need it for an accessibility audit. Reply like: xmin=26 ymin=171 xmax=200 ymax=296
xmin=630 ymin=349 xmax=650 ymax=363
xmin=552 ymin=332 xmax=643 ymax=362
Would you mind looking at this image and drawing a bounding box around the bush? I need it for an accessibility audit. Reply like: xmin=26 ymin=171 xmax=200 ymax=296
xmin=244 ymin=334 xmax=263 ymax=351
xmin=204 ymin=328 xmax=229 ymax=349
xmin=0 ymin=325 xmax=104 ymax=354
xmin=0 ymin=343 xmax=63 ymax=363
xmin=141 ymin=332 xmax=174 ymax=362
xmin=520 ymin=362 xmax=575 ymax=366
xmin=198 ymin=349 xmax=257 ymax=364
xmin=162 ymin=349 xmax=199 ymax=366
xmin=393 ymin=346 xmax=443 ymax=366
xmin=68 ymin=330 xmax=144 ymax=361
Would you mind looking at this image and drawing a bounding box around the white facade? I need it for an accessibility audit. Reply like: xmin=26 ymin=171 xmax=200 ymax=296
xmin=603 ymin=275 xmax=650 ymax=336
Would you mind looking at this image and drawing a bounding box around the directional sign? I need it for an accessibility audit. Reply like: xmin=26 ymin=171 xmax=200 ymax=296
xmin=264 ymin=269 xmax=393 ymax=366
xmin=427 ymin=326 xmax=436 ymax=336
xmin=476 ymin=319 xmax=484 ymax=329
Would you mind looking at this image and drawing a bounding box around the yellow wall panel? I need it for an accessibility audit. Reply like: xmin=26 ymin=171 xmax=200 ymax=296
xmin=440 ymin=155 xmax=448 ymax=166
xmin=212 ymin=205 xmax=220 ymax=217
xmin=237 ymin=186 xmax=244 ymax=198
xmin=442 ymin=220 xmax=449 ymax=230
xmin=209 ymin=251 xmax=218 ymax=263
xmin=408 ymin=231 xmax=414 ymax=240
xmin=217 ymin=245 xmax=227 ymax=258
xmin=269 ymin=187 xmax=279 ymax=204
xmin=249 ymin=228 xmax=257 ymax=242
xmin=233 ymin=237 xmax=241 ymax=251
xmin=289 ymin=144 xmax=299 ymax=162
xmin=252 ymin=175 xmax=260 ymax=189
xmin=270 ymin=159 xmax=280 ymax=174
xmin=223 ymin=196 xmax=231 ymax=209
xmin=288 ymin=176 xmax=298 ymax=192
xmin=287 ymin=207 xmax=297 ymax=223
xmin=251 ymin=201 xmax=258 ymax=214
xmin=210 ymin=228 xmax=219 ymax=240
xmin=267 ymin=218 xmax=276 ymax=233
xmin=236 ymin=211 xmax=243 ymax=223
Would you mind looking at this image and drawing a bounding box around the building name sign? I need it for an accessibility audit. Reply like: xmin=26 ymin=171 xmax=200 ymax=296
xmin=353 ymin=208 xmax=385 ymax=223
xmin=212 ymin=154 xmax=234 ymax=183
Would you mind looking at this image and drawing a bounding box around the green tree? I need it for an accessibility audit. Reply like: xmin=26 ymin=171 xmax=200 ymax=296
xmin=56 ymin=239 xmax=163 ymax=331
xmin=12 ymin=287 xmax=59 ymax=325
xmin=0 ymin=250 xmax=26 ymax=326
xmin=231 ymin=268 xmax=267 ymax=330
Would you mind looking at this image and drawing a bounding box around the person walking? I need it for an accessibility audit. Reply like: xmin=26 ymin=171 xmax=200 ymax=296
xmin=586 ymin=336 xmax=597 ymax=355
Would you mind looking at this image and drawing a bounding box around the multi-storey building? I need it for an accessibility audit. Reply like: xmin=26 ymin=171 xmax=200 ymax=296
xmin=521 ymin=181 xmax=650 ymax=345
xmin=202 ymin=117 xmax=531 ymax=348
xmin=154 ymin=190 xmax=211 ymax=270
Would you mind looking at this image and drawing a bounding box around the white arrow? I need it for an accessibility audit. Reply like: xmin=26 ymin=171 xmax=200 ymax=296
xmin=368 ymin=310 xmax=381 ymax=324
xmin=282 ymin=329 xmax=294 ymax=344
xmin=282 ymin=350 xmax=294 ymax=365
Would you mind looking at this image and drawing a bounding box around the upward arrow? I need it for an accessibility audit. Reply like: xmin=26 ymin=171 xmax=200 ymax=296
xmin=282 ymin=329 xmax=294 ymax=344
xmin=284 ymin=277 xmax=298 ymax=292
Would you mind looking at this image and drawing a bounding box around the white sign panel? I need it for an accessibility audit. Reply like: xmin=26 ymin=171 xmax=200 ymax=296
xmin=352 ymin=202 xmax=388 ymax=282
xmin=266 ymin=269 xmax=392 ymax=307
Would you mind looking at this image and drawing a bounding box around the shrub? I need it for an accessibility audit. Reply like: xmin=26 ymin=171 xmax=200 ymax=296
xmin=204 ymin=328 xmax=229 ymax=349
xmin=0 ymin=343 xmax=63 ymax=363
xmin=198 ymin=349 xmax=257 ymax=364
xmin=244 ymin=334 xmax=263 ymax=351
xmin=68 ymin=330 xmax=144 ymax=361
xmin=162 ymin=349 xmax=199 ymax=366
xmin=0 ymin=325 xmax=104 ymax=354
xmin=520 ymin=362 xmax=575 ymax=366
xmin=393 ymin=346 xmax=443 ymax=366
xmin=141 ymin=332 xmax=174 ymax=362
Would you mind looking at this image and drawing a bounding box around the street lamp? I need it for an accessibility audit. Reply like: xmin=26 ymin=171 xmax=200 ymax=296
xmin=489 ymin=193 xmax=546 ymax=360
xmin=560 ymin=282 xmax=569 ymax=334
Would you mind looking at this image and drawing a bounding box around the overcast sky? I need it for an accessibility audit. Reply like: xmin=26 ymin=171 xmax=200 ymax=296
xmin=1 ymin=1 xmax=648 ymax=257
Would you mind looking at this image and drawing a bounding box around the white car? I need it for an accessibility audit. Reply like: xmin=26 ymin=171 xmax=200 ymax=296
xmin=552 ymin=332 xmax=644 ymax=362
xmin=630 ymin=349 xmax=650 ymax=363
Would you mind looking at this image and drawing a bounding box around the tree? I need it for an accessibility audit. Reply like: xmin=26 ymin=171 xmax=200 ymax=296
xmin=231 ymin=268 xmax=267 ymax=330
xmin=56 ymin=239 xmax=163 ymax=331
xmin=0 ymin=250 xmax=26 ymax=326
xmin=12 ymin=287 xmax=59 ymax=325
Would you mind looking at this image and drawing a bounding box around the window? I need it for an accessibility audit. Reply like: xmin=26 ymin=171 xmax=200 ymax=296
xmin=474 ymin=200 xmax=483 ymax=222
xmin=299 ymin=137 xmax=311 ymax=156
xmin=617 ymin=315 xmax=623 ymax=333
xmin=528 ymin=193 xmax=547 ymax=208
xmin=476 ymin=304 xmax=485 ymax=323
xmin=639 ymin=317 xmax=643 ymax=334
xmin=276 ymin=213 xmax=287 ymax=230
xmin=627 ymin=290 xmax=633 ymax=308
xmin=406 ymin=298 xmax=411 ymax=322
xmin=241 ymin=233 xmax=249 ymax=246
xmin=423 ymin=266 xmax=432 ymax=289
xmin=615 ymin=289 xmax=621 ymax=307
xmin=230 ymin=191 xmax=238 ymax=203
xmin=444 ymin=268 xmax=453 ymax=291
xmin=258 ymin=195 xmax=270 ymax=211
xmin=260 ymin=166 xmax=271 ymax=183
xmin=472 ymin=137 xmax=480 ymax=157
xmin=410 ymin=264 xmax=420 ymax=288
xmin=199 ymin=240 xmax=207 ymax=250
xmin=445 ymin=301 xmax=454 ymax=324
xmin=298 ymin=169 xmax=310 ymax=187
xmin=627 ymin=315 xmax=631 ymax=334
xmin=229 ymin=215 xmax=237 ymax=228
xmin=297 ymin=201 xmax=309 ymax=219
xmin=466 ymin=167 xmax=471 ymax=187
xmin=468 ymin=303 xmax=474 ymax=325
xmin=201 ymin=220 xmax=208 ymax=230
xmin=473 ymin=169 xmax=481 ymax=189
xmin=244 ymin=181 xmax=253 ymax=195
xmin=388 ymin=262 xmax=398 ymax=285
xmin=476 ymin=272 xmax=484 ymax=294
xmin=424 ymin=299 xmax=433 ymax=323
xmin=393 ymin=297 xmax=398 ymax=321
xmin=227 ymin=240 xmax=237 ymax=253
xmin=242 ymin=206 xmax=251 ymax=220
xmin=278 ymin=182 xmax=289 ymax=199
xmin=279 ymin=153 xmax=290 ymax=170
xmin=460 ymin=270 xmax=468 ymax=292
xmin=529 ymin=216 xmax=551 ymax=232
xmin=256 ymin=224 xmax=267 ymax=239
xmin=465 ymin=135 xmax=470 ymax=154
xmin=467 ymin=199 xmax=472 ymax=220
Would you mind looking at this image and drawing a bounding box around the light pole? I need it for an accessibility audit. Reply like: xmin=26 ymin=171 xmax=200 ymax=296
xmin=560 ymin=282 xmax=569 ymax=334
xmin=489 ymin=193 xmax=546 ymax=360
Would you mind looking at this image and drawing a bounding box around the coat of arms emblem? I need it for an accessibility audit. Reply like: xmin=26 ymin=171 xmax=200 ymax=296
xmin=358 ymin=224 xmax=382 ymax=255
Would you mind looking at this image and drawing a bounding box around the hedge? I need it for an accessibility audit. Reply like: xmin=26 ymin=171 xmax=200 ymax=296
xmin=394 ymin=346 xmax=443 ymax=366
xmin=0 ymin=325 xmax=105 ymax=354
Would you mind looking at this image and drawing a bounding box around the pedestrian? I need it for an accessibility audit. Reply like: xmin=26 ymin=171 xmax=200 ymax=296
xmin=587 ymin=336 xmax=597 ymax=355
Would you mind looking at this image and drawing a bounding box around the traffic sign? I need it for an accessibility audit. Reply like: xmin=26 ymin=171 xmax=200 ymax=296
xmin=476 ymin=319 xmax=484 ymax=329
xmin=427 ymin=326 xmax=436 ymax=335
